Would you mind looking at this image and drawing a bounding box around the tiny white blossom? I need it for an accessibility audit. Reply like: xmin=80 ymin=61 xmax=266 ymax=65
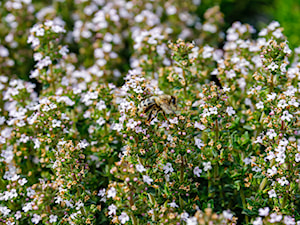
xmin=163 ymin=163 xmax=174 ymax=174
xmin=267 ymin=92 xmax=276 ymax=101
xmin=268 ymin=62 xmax=278 ymax=71
xmin=108 ymin=204 xmax=117 ymax=217
xmin=193 ymin=166 xmax=202 ymax=177
xmin=143 ymin=175 xmax=153 ymax=185
xmin=259 ymin=207 xmax=269 ymax=216
xmin=266 ymin=129 xmax=277 ymax=140
xmin=226 ymin=106 xmax=236 ymax=116
xmin=107 ymin=187 xmax=117 ymax=198
xmin=136 ymin=164 xmax=146 ymax=173
xmin=203 ymin=162 xmax=212 ymax=171
xmin=255 ymin=101 xmax=264 ymax=109
xmin=268 ymin=189 xmax=277 ymax=198
xmin=49 ymin=215 xmax=58 ymax=223
xmin=281 ymin=111 xmax=292 ymax=122
xmin=119 ymin=212 xmax=130 ymax=224
xmin=194 ymin=137 xmax=204 ymax=149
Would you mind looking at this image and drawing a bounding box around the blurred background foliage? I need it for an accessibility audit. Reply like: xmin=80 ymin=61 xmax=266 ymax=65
xmin=1 ymin=0 xmax=299 ymax=82
xmin=207 ymin=0 xmax=300 ymax=48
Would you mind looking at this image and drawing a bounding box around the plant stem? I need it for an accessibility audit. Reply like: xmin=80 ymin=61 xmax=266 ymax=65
xmin=240 ymin=187 xmax=249 ymax=224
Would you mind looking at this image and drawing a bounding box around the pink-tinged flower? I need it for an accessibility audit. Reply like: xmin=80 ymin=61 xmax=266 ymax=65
xmin=266 ymin=129 xmax=277 ymax=140
xmin=119 ymin=212 xmax=130 ymax=224
xmin=255 ymin=101 xmax=264 ymax=110
xmin=283 ymin=215 xmax=296 ymax=225
xmin=163 ymin=163 xmax=174 ymax=174
xmin=193 ymin=166 xmax=202 ymax=177
xmin=194 ymin=137 xmax=204 ymax=149
xmin=270 ymin=213 xmax=282 ymax=223
xmin=281 ymin=111 xmax=292 ymax=122
xmin=202 ymin=45 xmax=214 ymax=58
xmin=98 ymin=188 xmax=105 ymax=197
xmin=108 ymin=204 xmax=117 ymax=216
xmin=136 ymin=164 xmax=146 ymax=173
xmin=295 ymin=153 xmax=300 ymax=162
xmin=277 ymin=99 xmax=288 ymax=109
xmin=194 ymin=121 xmax=205 ymax=130
xmin=169 ymin=117 xmax=178 ymax=124
xmin=259 ymin=207 xmax=269 ymax=216
xmin=226 ymin=106 xmax=236 ymax=116
xmin=107 ymin=187 xmax=117 ymax=198
xmin=268 ymin=189 xmax=277 ymax=198
xmin=267 ymin=166 xmax=277 ymax=177
xmin=168 ymin=201 xmax=179 ymax=208
xmin=49 ymin=215 xmax=58 ymax=223
xmin=253 ymin=217 xmax=263 ymax=225
xmin=226 ymin=69 xmax=236 ymax=79
xmin=143 ymin=175 xmax=153 ymax=185
xmin=278 ymin=177 xmax=289 ymax=186
xmin=268 ymin=62 xmax=278 ymax=71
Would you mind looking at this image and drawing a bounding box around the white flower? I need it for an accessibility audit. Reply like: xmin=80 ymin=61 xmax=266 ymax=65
xmin=107 ymin=187 xmax=117 ymax=198
xmin=193 ymin=166 xmax=202 ymax=177
xmin=163 ymin=163 xmax=174 ymax=174
xmin=267 ymin=92 xmax=276 ymax=101
xmin=223 ymin=210 xmax=233 ymax=220
xmin=277 ymin=99 xmax=288 ymax=108
xmin=226 ymin=106 xmax=236 ymax=116
xmin=281 ymin=111 xmax=292 ymax=122
xmin=186 ymin=217 xmax=198 ymax=225
xmin=209 ymin=107 xmax=218 ymax=115
xmin=168 ymin=201 xmax=179 ymax=208
xmin=169 ymin=117 xmax=178 ymax=124
xmin=49 ymin=215 xmax=58 ymax=223
xmin=288 ymin=98 xmax=299 ymax=107
xmin=295 ymin=153 xmax=300 ymax=162
xmin=255 ymin=101 xmax=264 ymax=109
xmin=96 ymin=117 xmax=105 ymax=126
xmin=108 ymin=204 xmax=117 ymax=216
xmin=136 ymin=164 xmax=146 ymax=173
xmin=266 ymin=129 xmax=277 ymax=140
xmin=59 ymin=46 xmax=69 ymax=56
xmin=119 ymin=212 xmax=130 ymax=224
xmin=98 ymin=188 xmax=106 ymax=197
xmin=259 ymin=207 xmax=269 ymax=216
xmin=253 ymin=217 xmax=263 ymax=225
xmin=270 ymin=213 xmax=282 ymax=223
xmin=267 ymin=166 xmax=277 ymax=177
xmin=31 ymin=214 xmax=41 ymax=224
xmin=52 ymin=119 xmax=61 ymax=128
xmin=96 ymin=100 xmax=106 ymax=110
xmin=268 ymin=62 xmax=278 ymax=71
xmin=194 ymin=137 xmax=204 ymax=149
xmin=203 ymin=162 xmax=212 ymax=171
xmin=202 ymin=45 xmax=214 ymax=58
xmin=226 ymin=69 xmax=236 ymax=79
xmin=194 ymin=121 xmax=205 ymax=130
xmin=268 ymin=189 xmax=277 ymax=198
xmin=278 ymin=177 xmax=289 ymax=186
xmin=143 ymin=175 xmax=153 ymax=185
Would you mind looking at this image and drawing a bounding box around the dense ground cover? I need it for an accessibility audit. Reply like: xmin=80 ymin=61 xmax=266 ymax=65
xmin=0 ymin=0 xmax=300 ymax=224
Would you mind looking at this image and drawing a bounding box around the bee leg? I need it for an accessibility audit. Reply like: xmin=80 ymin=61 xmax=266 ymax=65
xmin=162 ymin=111 xmax=168 ymax=121
xmin=146 ymin=108 xmax=154 ymax=123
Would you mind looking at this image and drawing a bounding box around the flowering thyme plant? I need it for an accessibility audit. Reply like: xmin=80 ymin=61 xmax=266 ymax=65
xmin=0 ymin=1 xmax=300 ymax=225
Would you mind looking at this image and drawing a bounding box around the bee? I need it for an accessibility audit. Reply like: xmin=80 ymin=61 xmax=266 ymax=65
xmin=138 ymin=95 xmax=177 ymax=123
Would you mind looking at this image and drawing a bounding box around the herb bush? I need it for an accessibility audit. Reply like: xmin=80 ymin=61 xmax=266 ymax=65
xmin=0 ymin=1 xmax=299 ymax=225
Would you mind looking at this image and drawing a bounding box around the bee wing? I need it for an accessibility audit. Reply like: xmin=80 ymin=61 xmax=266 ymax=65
xmin=161 ymin=104 xmax=175 ymax=114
